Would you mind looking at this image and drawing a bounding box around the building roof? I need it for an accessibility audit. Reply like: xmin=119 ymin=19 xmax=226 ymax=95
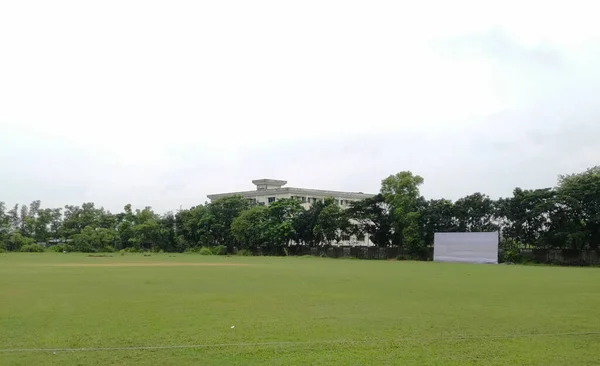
xmin=207 ymin=184 xmax=375 ymax=201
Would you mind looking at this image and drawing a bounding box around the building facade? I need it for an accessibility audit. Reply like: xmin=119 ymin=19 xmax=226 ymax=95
xmin=207 ymin=179 xmax=376 ymax=246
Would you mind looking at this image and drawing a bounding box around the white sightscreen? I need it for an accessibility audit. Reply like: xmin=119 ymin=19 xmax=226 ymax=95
xmin=433 ymin=232 xmax=499 ymax=264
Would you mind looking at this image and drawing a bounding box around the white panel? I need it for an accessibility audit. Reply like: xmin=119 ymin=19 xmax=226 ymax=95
xmin=434 ymin=232 xmax=498 ymax=264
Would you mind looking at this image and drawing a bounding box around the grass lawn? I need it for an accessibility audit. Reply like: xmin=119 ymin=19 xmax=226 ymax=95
xmin=1 ymin=253 xmax=599 ymax=365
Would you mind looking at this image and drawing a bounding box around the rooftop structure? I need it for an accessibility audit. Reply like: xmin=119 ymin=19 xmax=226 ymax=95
xmin=207 ymin=179 xmax=375 ymax=208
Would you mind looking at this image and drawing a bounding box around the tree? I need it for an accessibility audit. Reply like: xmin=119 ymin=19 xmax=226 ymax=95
xmin=313 ymin=198 xmax=346 ymax=246
xmin=4 ymin=232 xmax=36 ymax=251
xmin=208 ymin=196 xmax=250 ymax=246
xmin=262 ymin=198 xmax=304 ymax=250
xmin=555 ymin=166 xmax=600 ymax=249
xmin=381 ymin=171 xmax=424 ymax=255
xmin=231 ymin=205 xmax=268 ymax=250
xmin=294 ymin=200 xmax=324 ymax=247
xmin=0 ymin=202 xmax=10 ymax=247
xmin=496 ymin=188 xmax=555 ymax=247
xmin=129 ymin=207 xmax=167 ymax=250
xmin=453 ymin=193 xmax=498 ymax=232
xmin=175 ymin=205 xmax=214 ymax=250
xmin=71 ymin=226 xmax=117 ymax=252
xmin=347 ymin=194 xmax=393 ymax=247
xmin=417 ymin=198 xmax=457 ymax=246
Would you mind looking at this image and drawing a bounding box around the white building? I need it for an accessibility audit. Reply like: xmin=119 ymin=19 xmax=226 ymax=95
xmin=207 ymin=179 xmax=376 ymax=246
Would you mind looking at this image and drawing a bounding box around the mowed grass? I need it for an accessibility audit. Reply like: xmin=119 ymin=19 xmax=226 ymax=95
xmin=1 ymin=254 xmax=599 ymax=365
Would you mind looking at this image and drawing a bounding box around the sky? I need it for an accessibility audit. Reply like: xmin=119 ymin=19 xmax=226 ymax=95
xmin=1 ymin=0 xmax=599 ymax=213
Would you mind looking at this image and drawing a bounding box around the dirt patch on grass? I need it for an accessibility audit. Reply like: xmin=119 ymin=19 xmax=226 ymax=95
xmin=47 ymin=262 xmax=250 ymax=268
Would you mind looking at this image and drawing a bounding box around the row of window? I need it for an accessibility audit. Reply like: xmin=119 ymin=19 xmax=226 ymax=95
xmin=341 ymin=234 xmax=366 ymax=242
xmin=248 ymin=196 xmax=357 ymax=206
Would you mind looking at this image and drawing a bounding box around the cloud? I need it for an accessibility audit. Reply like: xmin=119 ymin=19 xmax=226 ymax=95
xmin=1 ymin=1 xmax=600 ymax=212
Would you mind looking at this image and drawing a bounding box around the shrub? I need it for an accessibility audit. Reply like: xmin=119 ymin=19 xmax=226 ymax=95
xmin=198 ymin=247 xmax=213 ymax=255
xmin=236 ymin=249 xmax=253 ymax=256
xmin=46 ymin=244 xmax=65 ymax=253
xmin=20 ymin=244 xmax=45 ymax=253
xmin=0 ymin=248 xmax=6 ymax=254
xmin=119 ymin=249 xmax=126 ymax=256
xmin=101 ymin=246 xmax=115 ymax=253
xmin=211 ymin=245 xmax=227 ymax=255
xmin=501 ymin=248 xmax=524 ymax=264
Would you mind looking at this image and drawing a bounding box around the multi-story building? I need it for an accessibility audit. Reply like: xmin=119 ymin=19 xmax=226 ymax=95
xmin=207 ymin=179 xmax=376 ymax=246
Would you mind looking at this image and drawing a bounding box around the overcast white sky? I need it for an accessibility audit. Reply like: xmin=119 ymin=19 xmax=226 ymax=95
xmin=1 ymin=0 xmax=599 ymax=213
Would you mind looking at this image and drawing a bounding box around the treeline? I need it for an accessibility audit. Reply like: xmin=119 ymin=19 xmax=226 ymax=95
xmin=0 ymin=167 xmax=599 ymax=257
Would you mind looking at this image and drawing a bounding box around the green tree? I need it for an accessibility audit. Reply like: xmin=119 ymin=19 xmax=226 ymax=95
xmin=5 ymin=232 xmax=36 ymax=251
xmin=129 ymin=207 xmax=167 ymax=250
xmin=347 ymin=194 xmax=392 ymax=247
xmin=294 ymin=200 xmax=324 ymax=247
xmin=263 ymin=198 xmax=304 ymax=251
xmin=555 ymin=166 xmax=600 ymax=249
xmin=417 ymin=198 xmax=457 ymax=246
xmin=313 ymin=198 xmax=346 ymax=246
xmin=380 ymin=171 xmax=424 ymax=255
xmin=453 ymin=193 xmax=498 ymax=232
xmin=175 ymin=205 xmax=214 ymax=250
xmin=208 ymin=196 xmax=250 ymax=246
xmin=231 ymin=205 xmax=268 ymax=250
xmin=0 ymin=202 xmax=10 ymax=248
xmin=71 ymin=226 xmax=117 ymax=252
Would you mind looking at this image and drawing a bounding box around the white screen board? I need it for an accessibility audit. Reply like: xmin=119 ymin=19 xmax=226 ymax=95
xmin=433 ymin=232 xmax=498 ymax=264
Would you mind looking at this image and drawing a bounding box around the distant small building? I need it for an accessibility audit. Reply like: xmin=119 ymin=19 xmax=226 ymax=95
xmin=207 ymin=179 xmax=376 ymax=246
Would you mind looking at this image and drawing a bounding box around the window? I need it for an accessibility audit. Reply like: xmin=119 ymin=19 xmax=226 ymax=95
xmin=335 ymin=199 xmax=340 ymax=205
xmin=357 ymin=234 xmax=365 ymax=242
xmin=268 ymin=197 xmax=276 ymax=204
xmin=341 ymin=234 xmax=350 ymax=241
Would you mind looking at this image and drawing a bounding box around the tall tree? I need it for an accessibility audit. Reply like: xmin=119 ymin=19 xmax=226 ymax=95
xmin=381 ymin=171 xmax=424 ymax=255
xmin=555 ymin=166 xmax=600 ymax=249
xmin=453 ymin=193 xmax=498 ymax=232
xmin=313 ymin=198 xmax=347 ymax=246
xmin=208 ymin=196 xmax=250 ymax=246
xmin=347 ymin=194 xmax=393 ymax=247
xmin=231 ymin=205 xmax=268 ymax=250
xmin=417 ymin=198 xmax=457 ymax=246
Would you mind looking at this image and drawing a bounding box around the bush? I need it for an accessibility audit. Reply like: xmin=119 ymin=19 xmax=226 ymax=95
xmin=198 ymin=247 xmax=213 ymax=255
xmin=20 ymin=244 xmax=45 ymax=253
xmin=501 ymin=248 xmax=524 ymax=264
xmin=211 ymin=245 xmax=227 ymax=255
xmin=0 ymin=248 xmax=6 ymax=254
xmin=119 ymin=249 xmax=126 ymax=256
xmin=46 ymin=244 xmax=65 ymax=253
xmin=236 ymin=249 xmax=253 ymax=256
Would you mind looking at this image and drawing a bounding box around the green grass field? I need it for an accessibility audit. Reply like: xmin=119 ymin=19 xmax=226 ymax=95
xmin=1 ymin=253 xmax=599 ymax=365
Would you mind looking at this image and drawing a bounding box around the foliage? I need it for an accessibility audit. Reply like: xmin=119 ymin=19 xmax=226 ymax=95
xmin=236 ymin=249 xmax=253 ymax=256
xmin=20 ymin=243 xmax=45 ymax=252
xmin=347 ymin=194 xmax=393 ymax=247
xmin=211 ymin=245 xmax=227 ymax=255
xmin=46 ymin=244 xmax=66 ymax=253
xmin=381 ymin=171 xmax=425 ymax=255
xmin=198 ymin=247 xmax=213 ymax=255
xmin=231 ymin=205 xmax=268 ymax=250
xmin=1 ymin=166 xmax=600 ymax=256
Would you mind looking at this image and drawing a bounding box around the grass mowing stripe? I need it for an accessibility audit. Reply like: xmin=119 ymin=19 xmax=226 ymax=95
xmin=2 ymin=332 xmax=599 ymax=353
